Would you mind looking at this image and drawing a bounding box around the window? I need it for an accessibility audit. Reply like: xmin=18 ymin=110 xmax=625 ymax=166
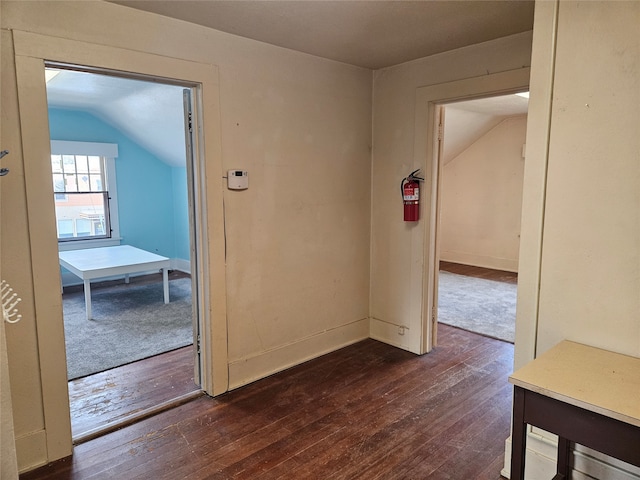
xmin=50 ymin=141 xmax=119 ymax=246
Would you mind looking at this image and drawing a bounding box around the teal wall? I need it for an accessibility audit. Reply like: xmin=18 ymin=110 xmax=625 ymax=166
xmin=171 ymin=167 xmax=191 ymax=261
xmin=48 ymin=108 xmax=190 ymax=263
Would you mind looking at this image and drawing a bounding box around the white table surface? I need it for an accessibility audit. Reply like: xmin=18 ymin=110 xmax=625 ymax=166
xmin=59 ymin=245 xmax=170 ymax=320
xmin=509 ymin=340 xmax=640 ymax=427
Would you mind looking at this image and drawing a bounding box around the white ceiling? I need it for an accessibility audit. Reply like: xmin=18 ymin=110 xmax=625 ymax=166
xmin=46 ymin=1 xmax=534 ymax=167
xmin=110 ymin=0 xmax=535 ymax=70
xmin=46 ymin=69 xmax=187 ymax=167
xmin=443 ymin=94 xmax=529 ymax=164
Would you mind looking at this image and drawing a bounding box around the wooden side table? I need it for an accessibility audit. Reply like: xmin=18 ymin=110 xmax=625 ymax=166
xmin=509 ymin=340 xmax=640 ymax=479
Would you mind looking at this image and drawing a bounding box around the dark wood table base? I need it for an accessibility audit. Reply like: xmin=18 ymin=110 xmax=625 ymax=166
xmin=510 ymin=386 xmax=640 ymax=479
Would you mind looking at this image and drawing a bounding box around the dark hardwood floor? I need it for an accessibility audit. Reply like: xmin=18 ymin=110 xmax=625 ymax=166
xmin=440 ymin=261 xmax=518 ymax=285
xmin=69 ymin=346 xmax=200 ymax=441
xmin=63 ymin=270 xmax=198 ymax=442
xmin=22 ymin=323 xmax=513 ymax=480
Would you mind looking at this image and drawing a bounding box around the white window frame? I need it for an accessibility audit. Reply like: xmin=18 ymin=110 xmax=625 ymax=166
xmin=51 ymin=140 xmax=121 ymax=251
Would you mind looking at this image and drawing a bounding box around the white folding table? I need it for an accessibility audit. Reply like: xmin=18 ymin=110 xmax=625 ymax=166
xmin=59 ymin=245 xmax=170 ymax=321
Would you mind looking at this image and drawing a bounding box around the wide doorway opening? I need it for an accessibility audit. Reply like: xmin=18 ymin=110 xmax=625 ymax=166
xmin=436 ymin=92 xmax=529 ymax=345
xmin=45 ymin=66 xmax=203 ymax=442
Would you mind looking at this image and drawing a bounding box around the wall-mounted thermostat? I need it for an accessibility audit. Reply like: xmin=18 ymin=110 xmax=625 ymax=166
xmin=227 ymin=170 xmax=248 ymax=190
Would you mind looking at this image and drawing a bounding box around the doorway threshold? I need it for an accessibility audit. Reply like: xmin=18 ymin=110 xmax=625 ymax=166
xmin=69 ymin=346 xmax=201 ymax=444
xmin=73 ymin=389 xmax=203 ymax=445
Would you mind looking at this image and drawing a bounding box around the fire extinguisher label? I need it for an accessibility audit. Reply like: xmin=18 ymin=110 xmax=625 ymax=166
xmin=403 ymin=187 xmax=419 ymax=201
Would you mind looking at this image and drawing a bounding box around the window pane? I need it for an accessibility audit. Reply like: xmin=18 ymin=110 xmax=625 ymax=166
xmin=90 ymin=175 xmax=103 ymax=191
xmin=64 ymin=174 xmax=78 ymax=192
xmin=51 ymin=155 xmax=63 ymax=173
xmin=57 ymin=219 xmax=74 ymax=238
xmin=77 ymin=174 xmax=91 ymax=192
xmin=52 ymin=152 xmax=112 ymax=242
xmin=76 ymin=218 xmax=91 ymax=236
xmin=76 ymin=155 xmax=89 ymax=174
xmin=93 ymin=219 xmax=105 ymax=236
xmin=53 ymin=174 xmax=65 ymax=193
xmin=62 ymin=155 xmax=76 ymax=173
xmin=88 ymin=156 xmax=101 ymax=173
xmin=55 ymin=192 xmax=109 ymax=241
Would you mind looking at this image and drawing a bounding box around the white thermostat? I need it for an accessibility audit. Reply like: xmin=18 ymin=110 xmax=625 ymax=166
xmin=227 ymin=170 xmax=248 ymax=190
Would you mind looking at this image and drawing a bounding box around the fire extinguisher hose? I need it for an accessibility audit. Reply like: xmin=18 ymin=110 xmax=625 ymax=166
xmin=401 ymin=169 xmax=424 ymax=198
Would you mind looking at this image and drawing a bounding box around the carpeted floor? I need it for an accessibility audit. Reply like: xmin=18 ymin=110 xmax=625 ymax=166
xmin=438 ymin=271 xmax=516 ymax=343
xmin=63 ymin=277 xmax=194 ymax=380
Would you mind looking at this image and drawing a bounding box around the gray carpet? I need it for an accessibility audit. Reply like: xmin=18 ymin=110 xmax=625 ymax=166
xmin=438 ymin=271 xmax=516 ymax=343
xmin=63 ymin=277 xmax=193 ymax=380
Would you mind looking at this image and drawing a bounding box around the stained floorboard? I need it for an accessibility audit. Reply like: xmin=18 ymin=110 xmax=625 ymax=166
xmin=69 ymin=346 xmax=199 ymax=439
xmin=440 ymin=261 xmax=518 ymax=284
xmin=64 ymin=270 xmax=198 ymax=440
xmin=22 ymin=322 xmax=513 ymax=480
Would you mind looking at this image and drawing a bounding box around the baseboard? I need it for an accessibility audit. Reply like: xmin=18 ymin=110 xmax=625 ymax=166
xmin=16 ymin=429 xmax=48 ymax=474
xmin=439 ymin=251 xmax=518 ymax=273
xmin=369 ymin=317 xmax=421 ymax=354
xmin=502 ymin=431 xmax=640 ymax=479
xmin=228 ymin=318 xmax=369 ymax=391
xmin=171 ymin=258 xmax=190 ymax=274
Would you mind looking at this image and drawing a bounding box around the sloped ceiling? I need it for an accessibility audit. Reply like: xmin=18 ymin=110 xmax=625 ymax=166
xmin=443 ymin=94 xmax=529 ymax=164
xmin=46 ymin=69 xmax=187 ymax=167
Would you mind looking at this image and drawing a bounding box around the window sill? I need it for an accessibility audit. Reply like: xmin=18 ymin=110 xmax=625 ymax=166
xmin=57 ymin=237 xmax=122 ymax=252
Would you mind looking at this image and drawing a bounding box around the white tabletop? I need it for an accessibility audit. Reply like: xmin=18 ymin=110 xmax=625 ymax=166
xmin=509 ymin=340 xmax=640 ymax=427
xmin=58 ymin=245 xmax=171 ymax=320
xmin=59 ymin=245 xmax=169 ymax=273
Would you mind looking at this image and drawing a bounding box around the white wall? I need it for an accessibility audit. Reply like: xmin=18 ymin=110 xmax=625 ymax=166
xmin=1 ymin=0 xmax=371 ymax=471
xmin=370 ymin=32 xmax=533 ymax=351
xmin=506 ymin=1 xmax=640 ymax=478
xmin=439 ymin=115 xmax=526 ymax=272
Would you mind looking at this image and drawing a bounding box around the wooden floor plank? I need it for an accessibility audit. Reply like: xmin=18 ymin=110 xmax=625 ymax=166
xmin=440 ymin=261 xmax=518 ymax=284
xmin=69 ymin=345 xmax=199 ymax=439
xmin=65 ymin=270 xmax=198 ymax=441
xmin=22 ymin=321 xmax=513 ymax=480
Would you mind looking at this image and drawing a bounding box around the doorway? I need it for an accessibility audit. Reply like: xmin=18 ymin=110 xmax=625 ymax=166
xmin=45 ymin=66 xmax=202 ymax=442
xmin=435 ymin=93 xmax=528 ymax=344
xmin=12 ymin=31 xmax=228 ymax=460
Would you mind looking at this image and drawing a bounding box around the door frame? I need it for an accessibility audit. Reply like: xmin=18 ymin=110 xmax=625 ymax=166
xmin=413 ymin=68 xmax=530 ymax=354
xmin=11 ymin=30 xmax=228 ymax=460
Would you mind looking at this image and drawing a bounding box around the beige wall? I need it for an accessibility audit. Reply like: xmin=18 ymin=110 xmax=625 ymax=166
xmin=370 ymin=32 xmax=533 ymax=351
xmin=440 ymin=115 xmax=526 ymax=272
xmin=506 ymin=1 xmax=640 ymax=478
xmin=1 ymin=0 xmax=371 ymax=471
xmin=10 ymin=1 xmax=636 ymax=477
xmin=1 ymin=169 xmax=19 ymax=480
xmin=534 ymin=1 xmax=639 ymax=358
xmin=1 ymin=320 xmax=19 ymax=479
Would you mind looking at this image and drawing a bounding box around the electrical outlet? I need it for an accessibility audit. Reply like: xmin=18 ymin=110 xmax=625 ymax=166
xmin=398 ymin=326 xmax=405 ymax=336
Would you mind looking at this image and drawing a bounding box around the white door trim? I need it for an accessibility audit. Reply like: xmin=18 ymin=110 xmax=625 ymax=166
xmin=413 ymin=67 xmax=531 ymax=354
xmin=11 ymin=29 xmax=228 ymax=464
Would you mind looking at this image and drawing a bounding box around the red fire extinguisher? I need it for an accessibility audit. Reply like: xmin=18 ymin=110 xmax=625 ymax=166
xmin=401 ymin=169 xmax=424 ymax=222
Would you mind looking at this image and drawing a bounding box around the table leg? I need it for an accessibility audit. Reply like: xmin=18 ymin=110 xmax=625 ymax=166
xmin=163 ymin=268 xmax=169 ymax=304
xmin=556 ymin=436 xmax=571 ymax=478
xmin=510 ymin=386 xmax=527 ymax=480
xmin=84 ymin=279 xmax=92 ymax=321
